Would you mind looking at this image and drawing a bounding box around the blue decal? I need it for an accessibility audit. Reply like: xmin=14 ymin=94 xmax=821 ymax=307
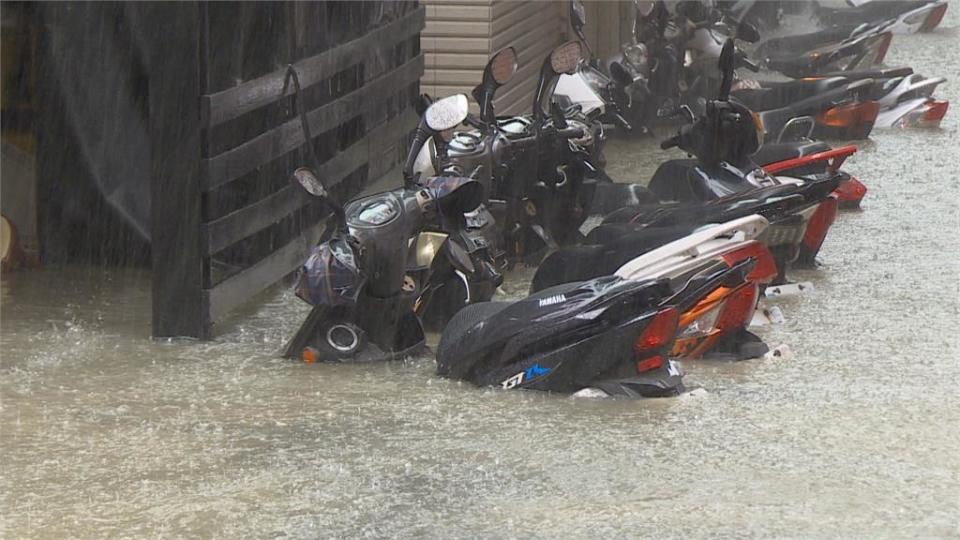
xmin=524 ymin=363 xmax=551 ymax=380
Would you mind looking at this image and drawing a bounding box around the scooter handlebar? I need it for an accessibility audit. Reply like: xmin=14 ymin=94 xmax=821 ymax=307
xmin=464 ymin=113 xmax=485 ymax=130
xmin=508 ymin=125 xmax=585 ymax=149
xmin=556 ymin=126 xmax=585 ymax=139
xmin=611 ymin=112 xmax=633 ymax=132
xmin=660 ymin=135 xmax=680 ymax=150
xmin=738 ymin=55 xmax=761 ymax=72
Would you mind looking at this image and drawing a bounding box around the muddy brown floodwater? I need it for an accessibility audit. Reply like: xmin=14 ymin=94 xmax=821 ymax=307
xmin=2 ymin=12 xmax=960 ymax=539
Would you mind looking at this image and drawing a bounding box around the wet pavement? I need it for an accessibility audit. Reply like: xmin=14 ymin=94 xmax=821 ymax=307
xmin=2 ymin=11 xmax=959 ymax=538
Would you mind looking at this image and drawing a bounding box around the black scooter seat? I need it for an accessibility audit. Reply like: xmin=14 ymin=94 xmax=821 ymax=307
xmin=733 ymin=77 xmax=848 ymax=111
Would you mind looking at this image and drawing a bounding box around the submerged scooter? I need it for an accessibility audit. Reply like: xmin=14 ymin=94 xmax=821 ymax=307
xmin=436 ymin=217 xmax=772 ymax=397
xmin=283 ymin=95 xmax=497 ymax=362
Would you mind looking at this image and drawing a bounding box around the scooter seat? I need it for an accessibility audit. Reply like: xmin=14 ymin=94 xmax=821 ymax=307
xmin=531 ymin=223 xmax=695 ymax=293
xmin=758 ymin=28 xmax=859 ymax=57
xmin=733 ymin=78 xmax=848 ymax=111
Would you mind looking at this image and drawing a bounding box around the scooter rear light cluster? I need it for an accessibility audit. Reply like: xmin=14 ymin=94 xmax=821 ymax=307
xmin=802 ymin=196 xmax=839 ymax=253
xmin=720 ymin=241 xmax=778 ymax=284
xmin=901 ymin=100 xmax=949 ymax=128
xmin=714 ymin=284 xmax=759 ymax=332
xmin=634 ymin=307 xmax=679 ymax=353
xmin=921 ymin=3 xmax=948 ymax=32
xmin=817 ymin=101 xmax=881 ymax=131
xmin=834 ymin=175 xmax=867 ymax=205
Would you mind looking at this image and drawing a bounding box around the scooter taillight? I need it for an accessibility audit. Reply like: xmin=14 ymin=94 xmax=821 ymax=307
xmin=720 ymin=241 xmax=778 ymax=284
xmin=634 ymin=307 xmax=679 ymax=353
xmin=817 ymin=101 xmax=880 ymax=130
xmin=923 ymin=100 xmax=949 ymax=123
xmin=874 ymin=33 xmax=893 ymax=65
xmin=834 ymin=175 xmax=867 ymax=206
xmin=802 ymin=196 xmax=839 ymax=253
xmin=714 ymin=284 xmax=759 ymax=332
xmin=920 ymin=3 xmax=948 ymax=32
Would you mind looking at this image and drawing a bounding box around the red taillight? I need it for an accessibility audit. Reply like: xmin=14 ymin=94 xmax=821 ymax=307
xmin=874 ymin=33 xmax=893 ymax=65
xmin=634 ymin=307 xmax=679 ymax=353
xmin=802 ymin=196 xmax=839 ymax=252
xmin=817 ymin=101 xmax=880 ymax=128
xmin=635 ymin=355 xmax=664 ymax=373
xmin=923 ymin=100 xmax=949 ymax=122
xmin=714 ymin=285 xmax=758 ymax=332
xmin=920 ymin=3 xmax=948 ymax=31
xmin=833 ymin=176 xmax=867 ymax=204
xmin=720 ymin=241 xmax=778 ymax=284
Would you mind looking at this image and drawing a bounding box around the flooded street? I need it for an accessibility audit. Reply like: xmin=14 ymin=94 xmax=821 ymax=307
xmin=3 ymin=13 xmax=960 ymax=539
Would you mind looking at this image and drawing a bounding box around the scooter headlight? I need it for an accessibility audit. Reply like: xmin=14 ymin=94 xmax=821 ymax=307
xmin=623 ymin=43 xmax=649 ymax=72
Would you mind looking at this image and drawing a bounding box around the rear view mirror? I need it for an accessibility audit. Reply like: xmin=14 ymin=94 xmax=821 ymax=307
xmin=550 ymin=41 xmax=583 ymax=75
xmin=633 ymin=0 xmax=656 ymax=18
xmin=425 ymin=94 xmax=469 ymax=132
xmin=292 ymin=167 xmax=327 ymax=198
xmin=570 ymin=0 xmax=586 ymax=32
xmin=489 ymin=47 xmax=518 ymax=85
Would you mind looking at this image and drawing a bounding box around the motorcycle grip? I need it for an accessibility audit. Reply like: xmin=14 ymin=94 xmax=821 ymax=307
xmin=556 ymin=126 xmax=585 ymax=139
xmin=660 ymin=135 xmax=680 ymax=150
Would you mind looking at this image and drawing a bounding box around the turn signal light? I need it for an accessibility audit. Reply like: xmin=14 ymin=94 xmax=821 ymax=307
xmin=634 ymin=307 xmax=679 ymax=353
xmin=301 ymin=347 xmax=318 ymax=364
xmin=817 ymin=101 xmax=880 ymax=128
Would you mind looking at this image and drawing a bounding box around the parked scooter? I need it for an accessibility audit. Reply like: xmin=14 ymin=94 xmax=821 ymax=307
xmin=801 ymin=68 xmax=950 ymax=128
xmin=720 ymin=0 xmax=948 ymax=35
xmin=283 ymin=95 xmax=498 ymax=362
xmin=436 ymin=223 xmax=766 ymax=396
xmin=419 ymin=42 xmax=623 ymax=264
xmin=554 ymin=0 xmax=641 ymax=133
xmin=753 ymin=22 xmax=895 ymax=78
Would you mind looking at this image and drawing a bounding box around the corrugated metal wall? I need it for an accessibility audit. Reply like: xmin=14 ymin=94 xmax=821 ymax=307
xmin=421 ymin=0 xmax=568 ymax=115
xmin=579 ymin=1 xmax=634 ymax=60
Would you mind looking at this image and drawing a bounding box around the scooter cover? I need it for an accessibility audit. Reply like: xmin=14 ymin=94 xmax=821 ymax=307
xmin=295 ymin=234 xmax=364 ymax=307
